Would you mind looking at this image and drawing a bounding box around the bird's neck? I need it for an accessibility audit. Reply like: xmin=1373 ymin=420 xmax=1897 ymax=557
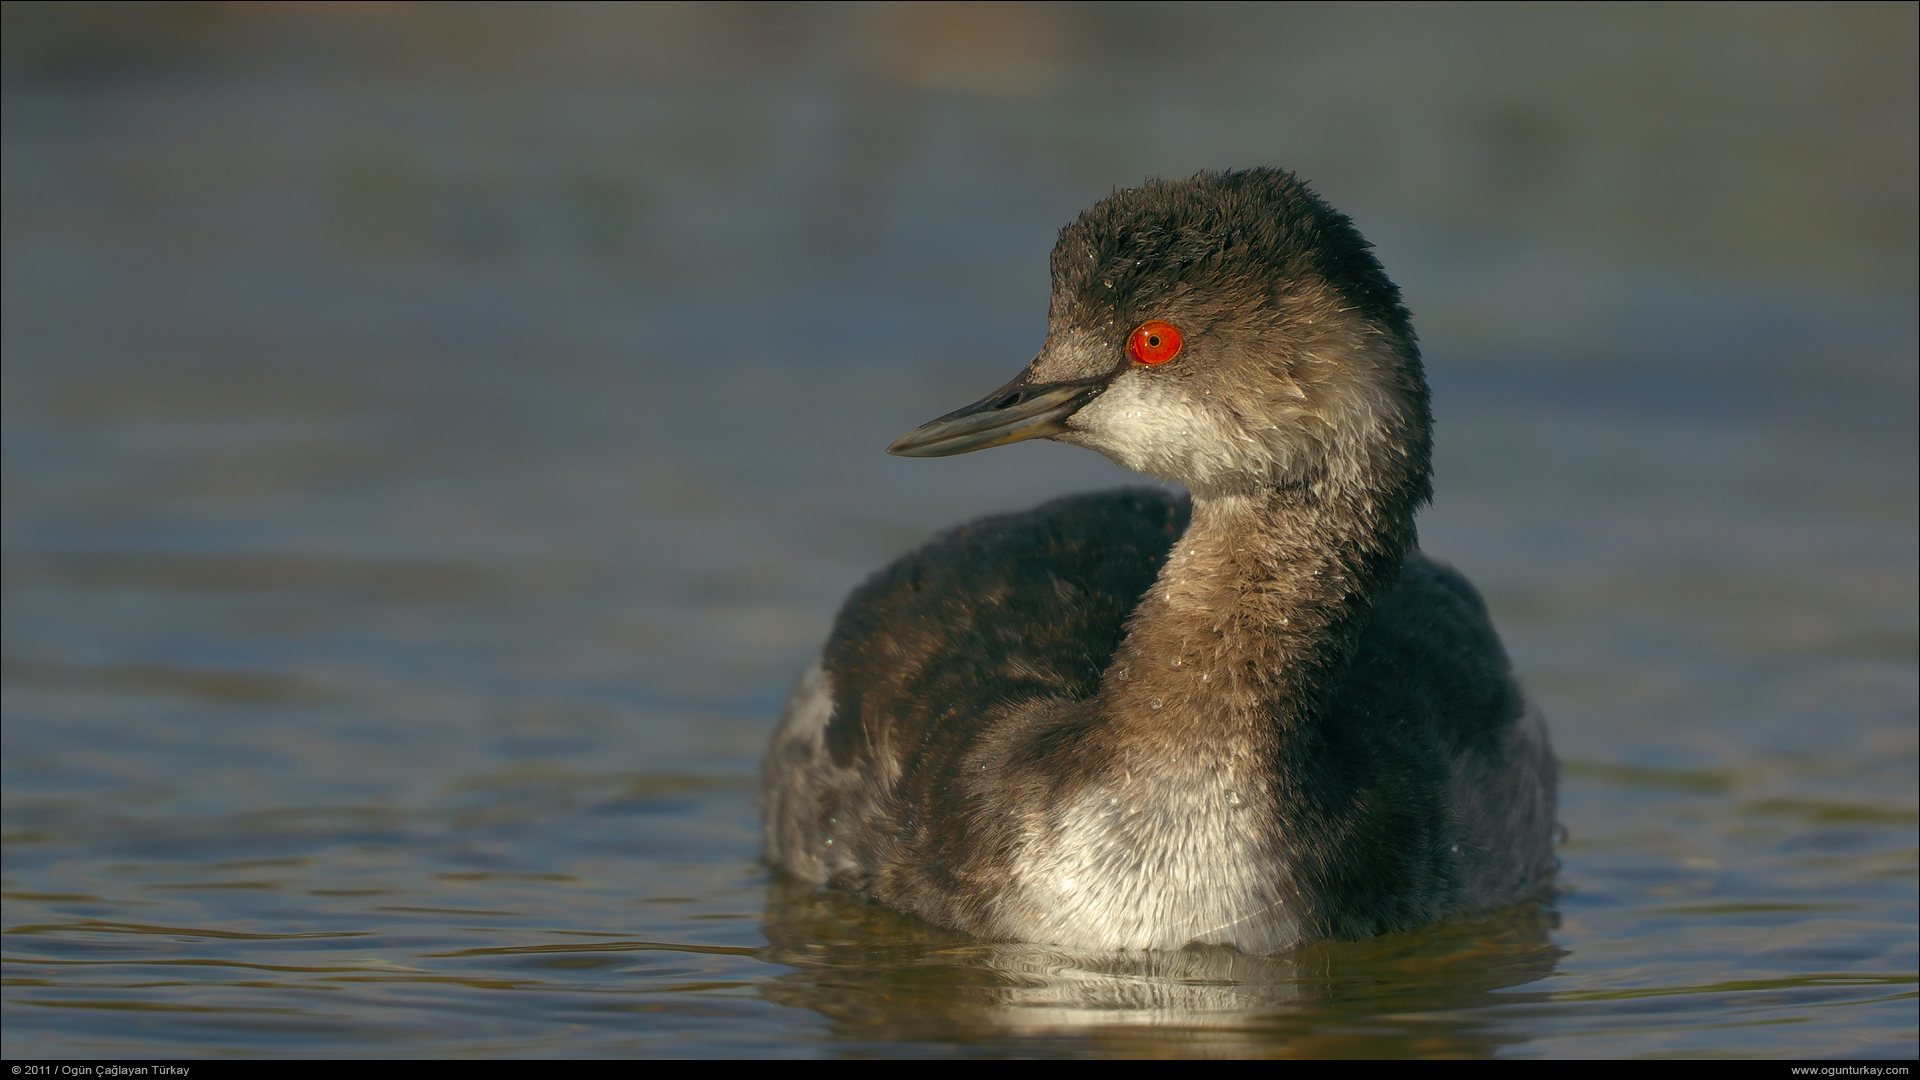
xmin=1096 ymin=484 xmax=1413 ymax=757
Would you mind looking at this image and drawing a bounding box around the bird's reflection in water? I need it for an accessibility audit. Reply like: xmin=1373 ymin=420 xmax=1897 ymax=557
xmin=759 ymin=874 xmax=1564 ymax=1055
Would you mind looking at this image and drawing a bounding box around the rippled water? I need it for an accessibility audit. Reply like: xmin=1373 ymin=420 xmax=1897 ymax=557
xmin=4 ymin=4 xmax=1915 ymax=1058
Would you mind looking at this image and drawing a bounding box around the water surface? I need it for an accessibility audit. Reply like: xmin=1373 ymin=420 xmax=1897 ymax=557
xmin=3 ymin=4 xmax=1915 ymax=1058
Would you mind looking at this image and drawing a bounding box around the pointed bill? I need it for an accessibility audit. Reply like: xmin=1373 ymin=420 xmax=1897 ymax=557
xmin=887 ymin=375 xmax=1109 ymax=458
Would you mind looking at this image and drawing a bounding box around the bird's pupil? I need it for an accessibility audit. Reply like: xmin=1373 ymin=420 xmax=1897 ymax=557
xmin=1148 ymin=335 xmax=1160 ymax=346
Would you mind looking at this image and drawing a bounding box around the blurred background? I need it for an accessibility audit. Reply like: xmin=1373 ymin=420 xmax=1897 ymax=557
xmin=3 ymin=2 xmax=1914 ymax=1058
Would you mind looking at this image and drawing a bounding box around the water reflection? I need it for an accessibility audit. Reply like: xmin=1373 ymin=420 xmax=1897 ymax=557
xmin=759 ymin=875 xmax=1563 ymax=1055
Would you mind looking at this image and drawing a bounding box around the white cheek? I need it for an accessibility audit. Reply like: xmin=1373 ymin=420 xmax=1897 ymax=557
xmin=1067 ymin=374 xmax=1263 ymax=490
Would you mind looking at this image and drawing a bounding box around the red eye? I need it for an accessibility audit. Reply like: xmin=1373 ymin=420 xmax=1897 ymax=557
xmin=1127 ymin=320 xmax=1183 ymax=365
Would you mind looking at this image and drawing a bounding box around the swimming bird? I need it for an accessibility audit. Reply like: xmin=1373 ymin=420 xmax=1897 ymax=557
xmin=763 ymin=168 xmax=1557 ymax=954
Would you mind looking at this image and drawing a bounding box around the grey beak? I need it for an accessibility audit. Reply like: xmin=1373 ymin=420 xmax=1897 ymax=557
xmin=887 ymin=373 xmax=1108 ymax=457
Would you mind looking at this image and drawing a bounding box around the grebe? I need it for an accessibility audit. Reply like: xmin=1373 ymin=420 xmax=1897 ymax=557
xmin=763 ymin=169 xmax=1557 ymax=953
